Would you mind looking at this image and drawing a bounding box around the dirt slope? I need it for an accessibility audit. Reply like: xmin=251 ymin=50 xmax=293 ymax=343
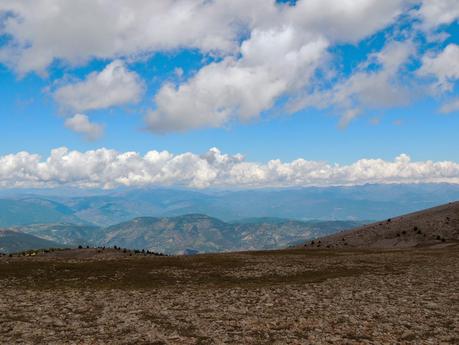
xmin=303 ymin=201 xmax=459 ymax=249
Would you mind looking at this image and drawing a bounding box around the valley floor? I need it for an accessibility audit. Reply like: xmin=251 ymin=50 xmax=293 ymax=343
xmin=0 ymin=246 xmax=458 ymax=344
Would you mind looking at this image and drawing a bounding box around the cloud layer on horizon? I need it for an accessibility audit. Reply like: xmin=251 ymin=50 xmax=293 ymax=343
xmin=1 ymin=148 xmax=459 ymax=189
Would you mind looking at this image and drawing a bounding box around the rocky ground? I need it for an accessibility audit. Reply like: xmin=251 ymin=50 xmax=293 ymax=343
xmin=0 ymin=247 xmax=458 ymax=344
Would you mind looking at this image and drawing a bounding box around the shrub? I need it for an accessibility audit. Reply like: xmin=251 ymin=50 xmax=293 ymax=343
xmin=78 ymin=245 xmax=83 ymax=249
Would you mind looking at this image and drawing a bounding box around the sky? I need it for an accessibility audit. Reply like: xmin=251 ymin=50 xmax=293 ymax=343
xmin=1 ymin=0 xmax=459 ymax=189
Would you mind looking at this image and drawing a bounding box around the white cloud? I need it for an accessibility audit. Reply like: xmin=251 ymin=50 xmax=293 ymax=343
xmin=145 ymin=0 xmax=410 ymax=132
xmin=440 ymin=98 xmax=459 ymax=113
xmin=418 ymin=44 xmax=459 ymax=92
xmin=53 ymin=60 xmax=144 ymax=113
xmin=0 ymin=0 xmax=256 ymax=74
xmin=416 ymin=0 xmax=459 ymax=30
xmin=0 ymin=0 xmax=408 ymax=74
xmin=1 ymin=0 xmax=413 ymax=132
xmin=289 ymin=40 xmax=415 ymax=125
xmin=1 ymin=148 xmax=459 ymax=189
xmin=64 ymin=114 xmax=104 ymax=141
xmin=2 ymin=0 xmax=458 ymax=132
xmin=147 ymin=28 xmax=328 ymax=132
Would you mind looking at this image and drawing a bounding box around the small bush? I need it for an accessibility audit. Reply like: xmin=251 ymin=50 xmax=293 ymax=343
xmin=78 ymin=245 xmax=83 ymax=249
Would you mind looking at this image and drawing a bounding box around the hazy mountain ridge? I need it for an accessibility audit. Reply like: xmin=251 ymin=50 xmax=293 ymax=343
xmin=0 ymin=230 xmax=63 ymax=254
xmin=2 ymin=184 xmax=459 ymax=227
xmin=11 ymin=223 xmax=101 ymax=247
xmin=1 ymin=216 xmax=362 ymax=254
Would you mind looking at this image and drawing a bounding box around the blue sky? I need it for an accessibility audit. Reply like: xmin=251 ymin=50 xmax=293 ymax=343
xmin=1 ymin=1 xmax=459 ymax=189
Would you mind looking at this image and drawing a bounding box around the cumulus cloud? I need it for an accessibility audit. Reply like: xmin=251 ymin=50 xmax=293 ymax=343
xmin=147 ymin=28 xmax=328 ymax=132
xmin=0 ymin=0 xmax=258 ymax=74
xmin=146 ymin=0 xmax=409 ymax=132
xmin=54 ymin=60 xmax=144 ymax=113
xmin=418 ymin=44 xmax=459 ymax=93
xmin=1 ymin=148 xmax=459 ymax=189
xmin=416 ymin=0 xmax=459 ymax=30
xmin=1 ymin=0 xmax=410 ymax=132
xmin=0 ymin=0 xmax=408 ymax=74
xmin=289 ymin=40 xmax=415 ymax=126
xmin=1 ymin=0 xmax=457 ymax=132
xmin=64 ymin=114 xmax=104 ymax=141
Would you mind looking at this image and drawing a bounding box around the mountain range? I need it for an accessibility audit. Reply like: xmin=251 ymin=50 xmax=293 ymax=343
xmin=2 ymin=184 xmax=459 ymax=227
xmin=2 ymin=184 xmax=459 ymax=254
xmin=3 ymin=216 xmax=361 ymax=254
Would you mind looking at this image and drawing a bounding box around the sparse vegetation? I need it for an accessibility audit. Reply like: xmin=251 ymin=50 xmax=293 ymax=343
xmin=0 ymin=247 xmax=457 ymax=344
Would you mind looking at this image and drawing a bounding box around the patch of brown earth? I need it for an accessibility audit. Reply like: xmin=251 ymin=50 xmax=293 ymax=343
xmin=0 ymin=246 xmax=458 ymax=344
xmin=302 ymin=201 xmax=459 ymax=249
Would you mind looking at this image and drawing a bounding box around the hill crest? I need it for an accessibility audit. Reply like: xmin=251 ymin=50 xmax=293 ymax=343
xmin=303 ymin=201 xmax=459 ymax=249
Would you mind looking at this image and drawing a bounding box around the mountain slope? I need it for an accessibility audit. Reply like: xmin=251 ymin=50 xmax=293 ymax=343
xmin=303 ymin=201 xmax=459 ymax=249
xmin=98 ymin=214 xmax=240 ymax=254
xmin=14 ymin=223 xmax=102 ymax=246
xmin=97 ymin=215 xmax=360 ymax=254
xmin=0 ymin=230 xmax=63 ymax=253
xmin=0 ymin=198 xmax=84 ymax=227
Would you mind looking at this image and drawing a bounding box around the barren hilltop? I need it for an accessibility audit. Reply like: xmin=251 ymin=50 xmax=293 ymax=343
xmin=302 ymin=201 xmax=459 ymax=249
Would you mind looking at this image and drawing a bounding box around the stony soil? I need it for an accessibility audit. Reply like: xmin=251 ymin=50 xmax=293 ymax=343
xmin=0 ymin=247 xmax=458 ymax=344
xmin=301 ymin=201 xmax=459 ymax=250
